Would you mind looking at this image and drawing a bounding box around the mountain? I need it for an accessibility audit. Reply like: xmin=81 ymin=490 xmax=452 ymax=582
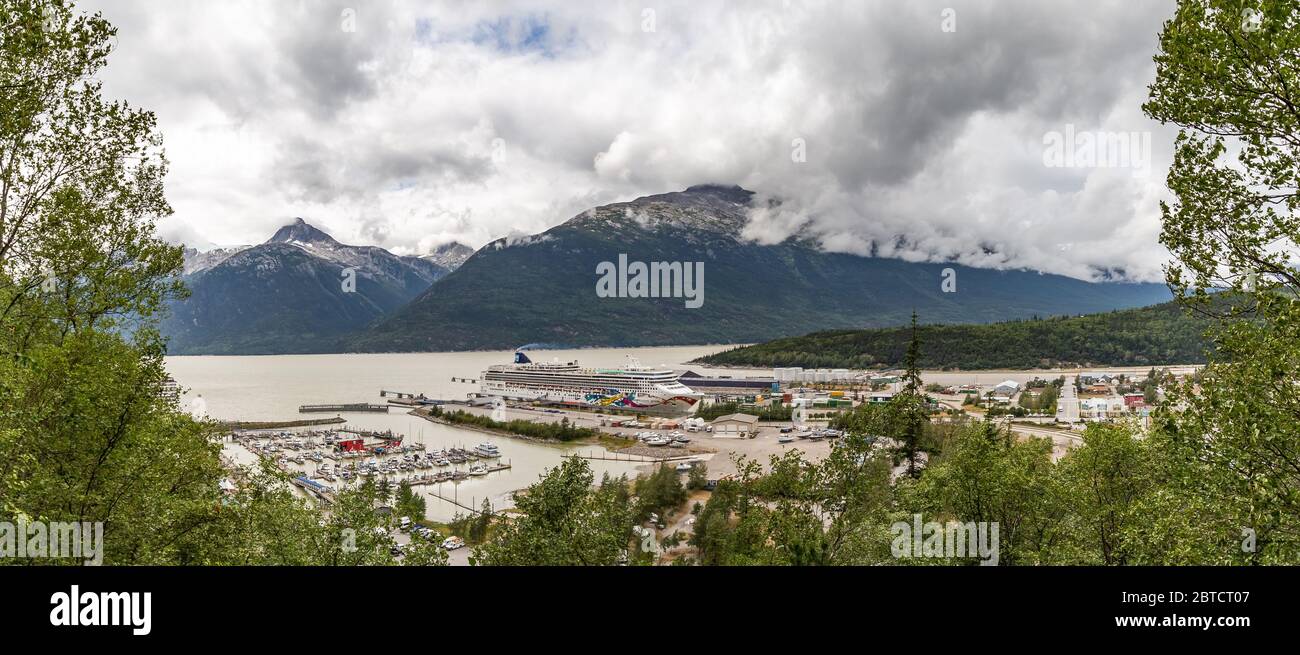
xmin=181 ymin=245 xmax=249 ymax=275
xmin=162 ymin=219 xmax=449 ymax=355
xmin=694 ymin=299 xmax=1213 ymax=370
xmin=349 ymin=185 xmax=1173 ymax=352
xmin=421 ymin=242 xmax=475 ymax=272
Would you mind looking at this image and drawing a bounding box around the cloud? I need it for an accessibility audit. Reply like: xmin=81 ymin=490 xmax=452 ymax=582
xmin=82 ymin=0 xmax=1176 ymax=279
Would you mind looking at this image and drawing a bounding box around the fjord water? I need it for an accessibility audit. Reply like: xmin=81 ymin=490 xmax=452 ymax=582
xmin=166 ymin=345 xmax=746 ymax=521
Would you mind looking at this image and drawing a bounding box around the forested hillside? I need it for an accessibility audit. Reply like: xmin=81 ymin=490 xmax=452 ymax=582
xmin=696 ymin=300 xmax=1213 ymax=370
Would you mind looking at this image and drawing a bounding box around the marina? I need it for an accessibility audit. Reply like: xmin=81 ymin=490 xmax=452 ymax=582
xmin=231 ymin=427 xmax=518 ymax=507
xmin=170 ymin=345 xmax=838 ymax=521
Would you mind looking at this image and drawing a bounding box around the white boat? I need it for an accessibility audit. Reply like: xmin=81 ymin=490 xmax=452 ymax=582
xmin=474 ymin=442 xmax=501 ymax=457
xmin=468 ymin=464 xmax=489 ymax=476
xmin=778 ymin=434 xmax=796 ymax=443
xmin=646 ymin=436 xmax=671 ymax=447
xmin=675 ymin=462 xmax=694 ymax=472
xmin=479 ymin=352 xmax=704 ymax=415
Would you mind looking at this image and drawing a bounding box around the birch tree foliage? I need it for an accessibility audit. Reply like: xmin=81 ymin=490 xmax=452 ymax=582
xmin=1144 ymin=0 xmax=1300 ymax=562
xmin=1 ymin=0 xmax=182 ymax=341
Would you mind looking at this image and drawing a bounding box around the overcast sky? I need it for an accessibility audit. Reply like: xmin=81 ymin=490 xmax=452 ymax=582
xmin=81 ymin=0 xmax=1177 ymax=282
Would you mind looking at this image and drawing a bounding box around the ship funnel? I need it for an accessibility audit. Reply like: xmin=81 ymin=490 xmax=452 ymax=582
xmin=514 ymin=351 xmax=532 ymax=364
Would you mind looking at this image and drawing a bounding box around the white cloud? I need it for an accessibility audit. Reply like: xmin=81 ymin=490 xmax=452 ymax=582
xmin=82 ymin=0 xmax=1176 ymax=279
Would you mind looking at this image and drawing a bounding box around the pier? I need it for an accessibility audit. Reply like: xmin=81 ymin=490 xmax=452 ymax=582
xmin=298 ymin=403 xmax=390 ymax=413
xmin=290 ymin=476 xmax=336 ymax=506
xmin=380 ymin=389 xmax=425 ymax=399
xmin=338 ymin=427 xmax=399 ymax=439
xmin=380 ymin=389 xmax=443 ymax=407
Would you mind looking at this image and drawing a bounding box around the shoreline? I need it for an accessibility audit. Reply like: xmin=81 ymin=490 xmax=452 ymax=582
xmin=166 ymin=343 xmax=748 ymax=359
xmin=690 ymin=361 xmax=1205 ymax=374
xmin=408 ymin=408 xmax=713 ymax=459
xmin=408 ymin=408 xmax=595 ymax=448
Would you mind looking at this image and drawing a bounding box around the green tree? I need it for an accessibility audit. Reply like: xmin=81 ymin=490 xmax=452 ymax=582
xmin=1057 ymin=424 xmax=1153 ymax=565
xmin=1142 ymin=0 xmax=1300 ymax=563
xmin=0 ymin=1 xmax=248 ymax=565
xmin=686 ymin=461 xmax=708 ymax=490
xmin=473 ymin=458 xmax=633 ymax=565
xmin=402 ymin=530 xmax=450 ymax=566
xmin=395 ymin=480 xmax=426 ymax=523
xmin=898 ymin=311 xmax=928 ymax=477
xmin=905 ymin=421 xmax=1067 ymax=565
xmin=633 ymin=464 xmax=688 ymax=522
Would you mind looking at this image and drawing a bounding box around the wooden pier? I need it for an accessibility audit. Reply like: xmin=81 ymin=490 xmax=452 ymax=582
xmin=338 ymin=427 xmax=399 ymax=439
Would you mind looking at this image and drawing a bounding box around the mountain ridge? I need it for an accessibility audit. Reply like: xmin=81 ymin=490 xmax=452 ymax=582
xmin=162 ymin=219 xmax=450 ymax=355
xmin=348 ymin=185 xmax=1173 ymax=352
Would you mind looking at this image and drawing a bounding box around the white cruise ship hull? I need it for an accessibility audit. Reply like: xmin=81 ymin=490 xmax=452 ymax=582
xmin=481 ymin=382 xmax=701 ymax=414
xmin=479 ymin=352 xmax=702 ymax=416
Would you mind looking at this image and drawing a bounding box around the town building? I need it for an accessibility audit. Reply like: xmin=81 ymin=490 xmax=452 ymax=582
xmin=1079 ymin=397 xmax=1128 ymax=421
xmin=993 ymin=380 xmax=1021 ymax=395
xmin=678 ymin=371 xmax=777 ymax=396
xmin=710 ymin=413 xmax=759 ymax=437
xmin=1079 ymin=372 xmax=1114 ymax=385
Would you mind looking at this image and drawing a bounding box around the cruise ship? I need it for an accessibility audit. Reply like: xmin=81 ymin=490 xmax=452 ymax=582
xmin=479 ymin=352 xmax=703 ymax=414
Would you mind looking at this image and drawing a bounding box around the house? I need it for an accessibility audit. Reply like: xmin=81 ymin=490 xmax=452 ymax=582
xmin=1079 ymin=372 xmax=1113 ymax=385
xmin=1123 ymin=393 xmax=1146 ymax=408
xmin=710 ymin=413 xmax=760 ymax=437
xmin=1079 ymin=397 xmax=1128 ymax=421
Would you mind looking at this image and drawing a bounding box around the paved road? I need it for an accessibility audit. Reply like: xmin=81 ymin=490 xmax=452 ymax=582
xmin=1056 ymin=375 xmax=1080 ymax=423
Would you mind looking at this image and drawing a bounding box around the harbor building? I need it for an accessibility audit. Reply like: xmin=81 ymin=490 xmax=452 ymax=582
xmin=710 ymin=413 xmax=759 ymax=437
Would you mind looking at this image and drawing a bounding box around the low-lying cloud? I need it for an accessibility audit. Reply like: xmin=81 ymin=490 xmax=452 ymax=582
xmin=86 ymin=0 xmax=1176 ymax=280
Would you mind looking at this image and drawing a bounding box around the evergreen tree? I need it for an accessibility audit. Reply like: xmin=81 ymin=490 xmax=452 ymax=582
xmin=899 ymin=311 xmax=926 ymax=478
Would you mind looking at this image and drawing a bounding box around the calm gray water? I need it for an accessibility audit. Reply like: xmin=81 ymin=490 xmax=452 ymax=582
xmin=166 ymin=345 xmax=748 ymax=521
